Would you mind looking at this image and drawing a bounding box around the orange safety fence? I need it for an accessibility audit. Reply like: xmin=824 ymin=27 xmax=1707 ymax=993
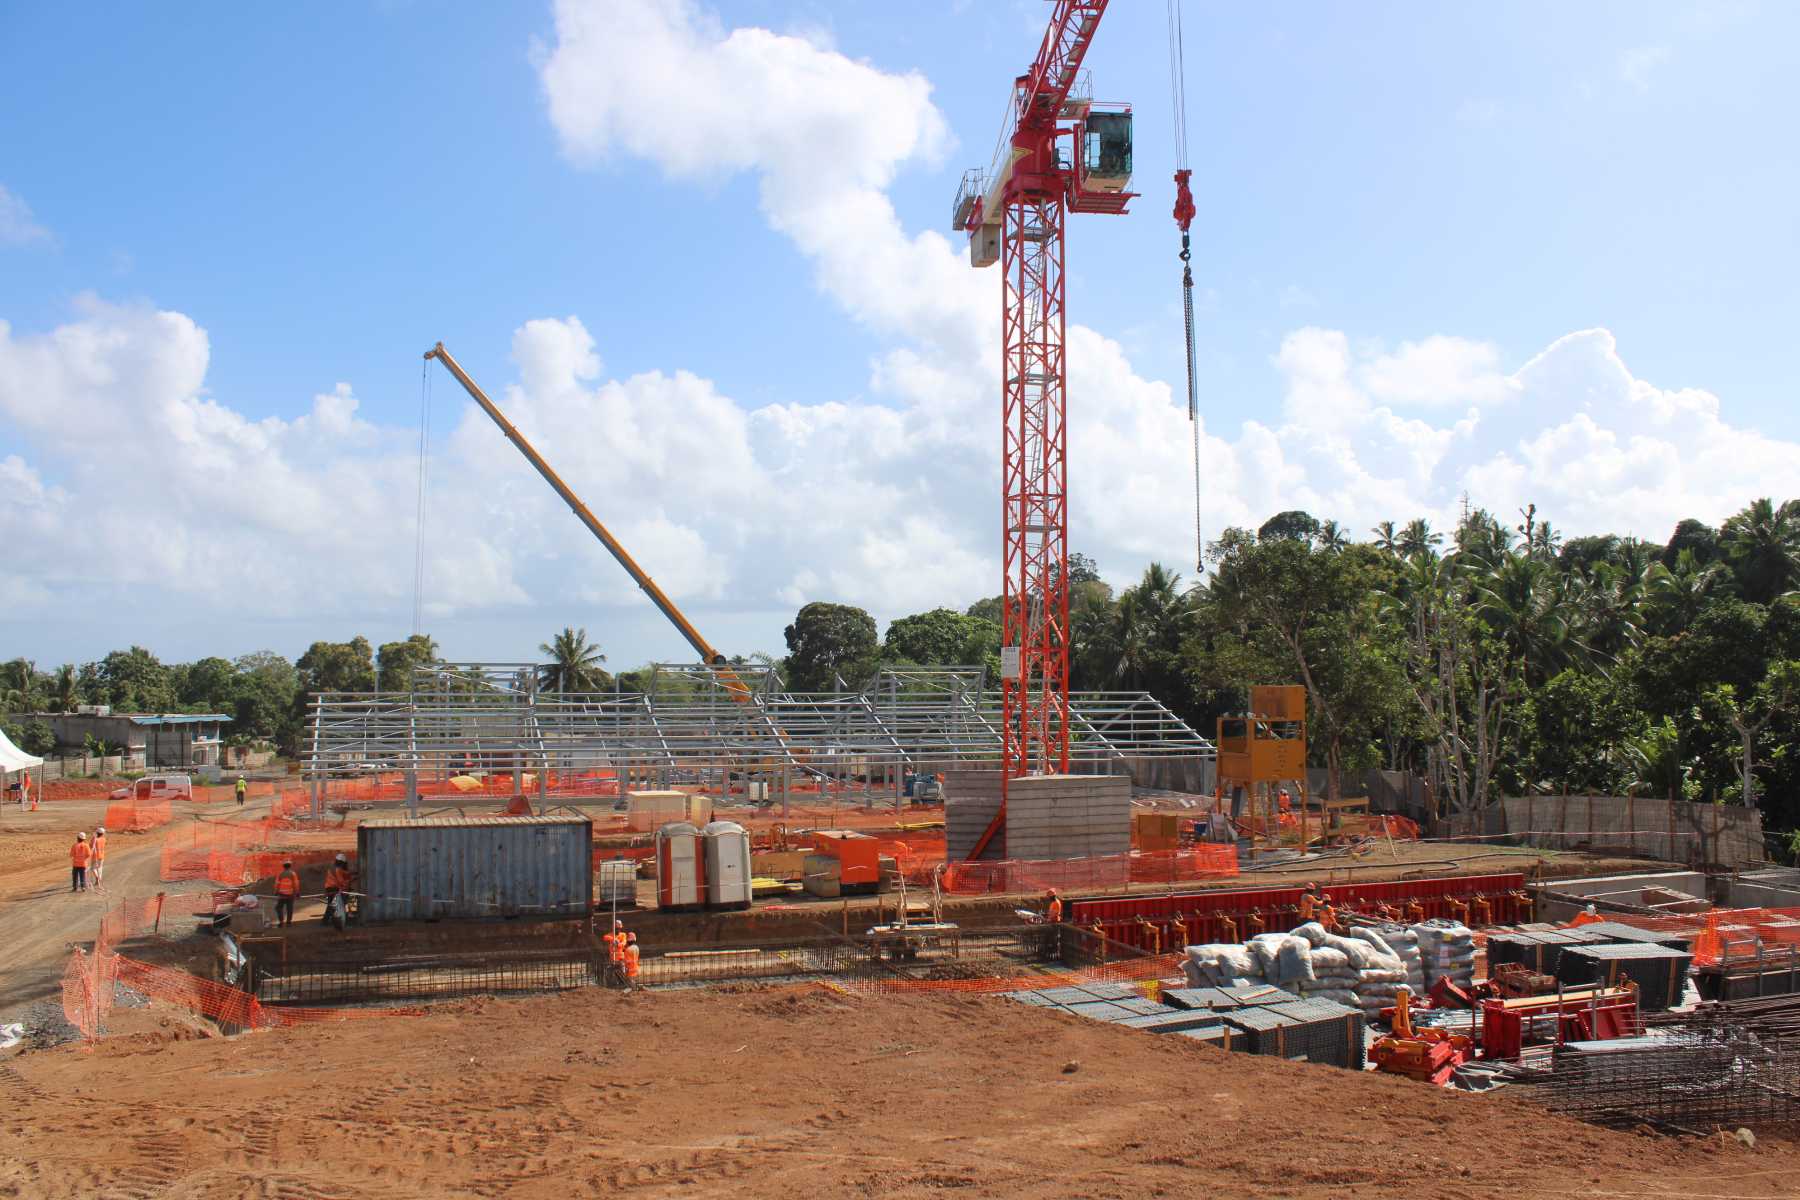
xmin=1608 ymin=906 xmax=1800 ymax=967
xmin=939 ymin=845 xmax=1239 ymax=895
xmin=100 ymin=796 xmax=175 ymax=833
xmin=61 ymin=892 xmax=419 ymax=1044
xmin=160 ymin=814 xmax=353 ymax=885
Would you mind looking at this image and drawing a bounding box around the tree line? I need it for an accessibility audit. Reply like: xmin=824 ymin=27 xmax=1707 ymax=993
xmin=6 ymin=498 xmax=1797 ymax=841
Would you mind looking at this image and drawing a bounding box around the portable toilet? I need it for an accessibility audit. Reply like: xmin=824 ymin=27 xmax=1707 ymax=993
xmin=701 ymin=820 xmax=753 ymax=911
xmin=655 ymin=821 xmax=704 ymax=910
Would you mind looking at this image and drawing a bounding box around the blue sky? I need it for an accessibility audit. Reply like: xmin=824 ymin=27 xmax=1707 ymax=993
xmin=3 ymin=1 xmax=1797 ymax=671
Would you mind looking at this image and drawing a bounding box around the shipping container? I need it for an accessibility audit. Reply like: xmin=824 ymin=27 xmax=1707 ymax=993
xmin=356 ymin=815 xmax=593 ymax=924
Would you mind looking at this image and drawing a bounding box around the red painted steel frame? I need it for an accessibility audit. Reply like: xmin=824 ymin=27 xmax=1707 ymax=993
xmin=1000 ymin=193 xmax=1071 ymax=783
xmin=966 ymin=1 xmax=1121 ymax=862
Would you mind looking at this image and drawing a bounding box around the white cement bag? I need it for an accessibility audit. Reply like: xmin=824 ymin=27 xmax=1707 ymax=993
xmin=1293 ymin=921 xmax=1331 ymax=946
xmin=1310 ymin=946 xmax=1350 ymax=972
xmin=1347 ymin=927 xmax=1398 ymax=961
xmin=1275 ymin=937 xmax=1316 ymax=985
xmin=1187 ymin=943 xmax=1258 ymax=977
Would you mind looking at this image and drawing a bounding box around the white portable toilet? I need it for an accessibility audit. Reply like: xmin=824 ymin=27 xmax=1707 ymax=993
xmin=655 ymin=821 xmax=704 ymax=910
xmin=701 ymin=820 xmax=753 ymax=911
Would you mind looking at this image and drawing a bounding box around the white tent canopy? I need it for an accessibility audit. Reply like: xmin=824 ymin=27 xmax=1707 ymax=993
xmin=0 ymin=727 xmax=44 ymax=774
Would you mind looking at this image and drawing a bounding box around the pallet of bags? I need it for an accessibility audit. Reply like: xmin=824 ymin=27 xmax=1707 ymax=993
xmin=1365 ymin=922 xmax=1426 ymax=994
xmin=1293 ymin=922 xmax=1406 ymax=1018
xmin=1181 ymin=942 xmax=1262 ymax=989
xmin=1411 ymin=919 xmax=1477 ymax=988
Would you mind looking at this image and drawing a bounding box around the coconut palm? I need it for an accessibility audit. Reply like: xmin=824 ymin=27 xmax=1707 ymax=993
xmin=1398 ymin=518 xmax=1443 ymax=559
xmin=49 ymin=664 xmax=80 ymax=713
xmin=1644 ymin=549 xmax=1726 ymax=635
xmin=1720 ymin=497 xmax=1800 ymax=604
xmin=1316 ymin=520 xmax=1350 ymax=553
xmin=1370 ymin=520 xmax=1401 ymax=555
xmin=538 ymin=627 xmax=608 ymax=694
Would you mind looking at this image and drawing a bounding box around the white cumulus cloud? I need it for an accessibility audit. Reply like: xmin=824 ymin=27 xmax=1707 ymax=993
xmin=2 ymin=1 xmax=1794 ymax=669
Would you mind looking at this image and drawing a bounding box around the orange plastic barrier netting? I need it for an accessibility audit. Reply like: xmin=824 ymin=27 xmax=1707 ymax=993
xmin=61 ymin=894 xmax=418 ymax=1043
xmin=160 ymin=815 xmax=352 ymax=885
xmin=100 ymin=797 xmax=174 ymax=833
xmin=1611 ymin=906 xmax=1800 ymax=967
xmin=939 ymin=846 xmax=1238 ymax=895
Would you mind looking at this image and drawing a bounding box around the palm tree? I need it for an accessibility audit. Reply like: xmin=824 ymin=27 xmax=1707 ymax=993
xmin=1316 ymin=520 xmax=1349 ymax=553
xmin=538 ymin=627 xmax=608 ymax=694
xmin=1398 ymin=518 xmax=1443 ymax=559
xmin=49 ymin=664 xmax=80 ymax=713
xmin=1475 ymin=552 xmax=1571 ymax=685
xmin=1 ymin=659 xmax=39 ymax=713
xmin=1720 ymin=497 xmax=1800 ymax=604
xmin=1645 ymin=549 xmax=1725 ymax=635
xmin=1371 ymin=520 xmax=1401 ymax=555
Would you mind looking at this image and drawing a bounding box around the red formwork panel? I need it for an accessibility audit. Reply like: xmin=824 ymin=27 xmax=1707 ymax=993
xmin=1070 ymin=874 xmax=1527 ymax=952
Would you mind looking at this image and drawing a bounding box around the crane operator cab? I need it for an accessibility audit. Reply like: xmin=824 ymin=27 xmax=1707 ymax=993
xmin=1079 ymin=108 xmax=1133 ymax=193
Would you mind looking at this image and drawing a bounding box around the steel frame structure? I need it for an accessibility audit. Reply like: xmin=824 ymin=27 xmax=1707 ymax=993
xmin=304 ymin=663 xmax=1212 ymax=814
xmin=952 ymin=0 xmax=1134 ymax=859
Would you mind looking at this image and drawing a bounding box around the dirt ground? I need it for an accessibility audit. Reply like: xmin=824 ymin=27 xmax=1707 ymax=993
xmin=1 ymin=985 xmax=1794 ymax=1199
xmin=0 ymin=793 xmax=257 ymax=1022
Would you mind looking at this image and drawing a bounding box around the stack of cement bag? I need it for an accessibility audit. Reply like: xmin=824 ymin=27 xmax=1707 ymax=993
xmin=1411 ymin=920 xmax=1476 ymax=989
xmin=1181 ymin=922 xmax=1409 ymax=1019
xmin=1369 ymin=922 xmax=1427 ymax=994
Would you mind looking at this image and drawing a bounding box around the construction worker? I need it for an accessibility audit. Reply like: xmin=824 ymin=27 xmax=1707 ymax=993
xmin=274 ymin=860 xmax=301 ymax=927
xmin=70 ymin=832 xmax=91 ymax=892
xmin=321 ymin=853 xmax=353 ymax=925
xmin=1570 ymin=903 xmax=1606 ymax=928
xmin=89 ymin=825 xmax=106 ymax=891
xmin=235 ymin=775 xmax=248 ymax=806
xmin=1045 ymin=888 xmax=1063 ymax=924
xmin=1319 ymin=893 xmax=1338 ymax=934
xmin=608 ymin=920 xmax=627 ymax=983
xmin=1296 ymin=882 xmax=1319 ymax=925
xmin=624 ymin=931 xmax=641 ymax=989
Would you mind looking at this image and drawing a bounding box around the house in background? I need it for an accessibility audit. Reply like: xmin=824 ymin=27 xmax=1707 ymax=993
xmin=32 ymin=708 xmax=231 ymax=768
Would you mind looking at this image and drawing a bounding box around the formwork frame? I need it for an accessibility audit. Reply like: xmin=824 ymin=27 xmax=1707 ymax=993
xmin=304 ymin=663 xmax=1213 ymax=816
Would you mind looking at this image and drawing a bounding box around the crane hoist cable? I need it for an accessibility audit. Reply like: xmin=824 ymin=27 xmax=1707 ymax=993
xmin=1168 ymin=0 xmax=1202 ymax=575
xmin=412 ymin=355 xmax=432 ymax=637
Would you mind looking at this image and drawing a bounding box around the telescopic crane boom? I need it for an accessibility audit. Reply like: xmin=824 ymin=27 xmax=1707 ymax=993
xmin=424 ymin=342 xmax=753 ymax=703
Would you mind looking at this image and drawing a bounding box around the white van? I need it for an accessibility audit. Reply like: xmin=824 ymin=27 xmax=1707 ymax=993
xmin=109 ymin=774 xmax=195 ymax=803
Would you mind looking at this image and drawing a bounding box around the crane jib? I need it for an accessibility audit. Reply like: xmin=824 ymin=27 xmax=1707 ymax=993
xmin=423 ymin=343 xmax=749 ymax=699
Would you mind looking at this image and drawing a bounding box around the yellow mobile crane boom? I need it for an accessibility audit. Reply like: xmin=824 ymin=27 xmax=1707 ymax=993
xmin=424 ymin=342 xmax=753 ymax=703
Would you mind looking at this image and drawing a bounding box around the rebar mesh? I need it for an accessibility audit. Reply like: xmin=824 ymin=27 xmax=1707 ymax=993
xmin=1533 ymin=1031 xmax=1800 ymax=1132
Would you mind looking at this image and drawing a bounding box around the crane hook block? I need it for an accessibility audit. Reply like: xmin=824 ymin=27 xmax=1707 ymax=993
xmin=1172 ymin=168 xmax=1196 ymax=233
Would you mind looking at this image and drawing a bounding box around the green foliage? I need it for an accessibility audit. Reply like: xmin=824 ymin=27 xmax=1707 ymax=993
xmin=536 ymin=628 xmax=608 ymax=693
xmin=87 ymin=646 xmax=176 ymax=712
xmin=883 ymin=608 xmax=1000 ymax=672
xmin=17 ymin=719 xmax=54 ymax=756
xmin=378 ymin=634 xmax=442 ymax=692
xmin=784 ymin=602 xmax=878 ymax=691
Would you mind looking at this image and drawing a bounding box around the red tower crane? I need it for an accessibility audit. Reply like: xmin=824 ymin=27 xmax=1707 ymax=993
xmin=950 ymin=1 xmax=1135 ymax=859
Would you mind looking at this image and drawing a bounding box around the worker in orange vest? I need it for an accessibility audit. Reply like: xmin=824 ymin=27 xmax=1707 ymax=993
xmin=624 ymin=932 xmax=641 ymax=988
xmin=274 ymin=860 xmax=301 ymax=927
xmin=1319 ymin=893 xmax=1338 ymax=934
xmin=320 ymin=853 xmax=353 ymax=925
xmin=1569 ymin=904 xmax=1606 ymax=928
xmin=70 ymin=832 xmax=91 ymax=892
xmin=607 ymin=920 xmax=627 ymax=983
xmin=1296 ymin=883 xmax=1319 ymax=926
xmin=89 ymin=826 xmax=107 ymax=892
xmin=1045 ymin=888 xmax=1063 ymax=924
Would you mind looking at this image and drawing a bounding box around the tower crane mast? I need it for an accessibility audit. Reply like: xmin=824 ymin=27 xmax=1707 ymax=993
xmin=950 ymin=1 xmax=1135 ymax=859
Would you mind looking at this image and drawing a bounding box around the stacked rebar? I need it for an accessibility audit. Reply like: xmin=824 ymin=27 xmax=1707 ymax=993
xmin=1535 ymin=1031 xmax=1800 ymax=1131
